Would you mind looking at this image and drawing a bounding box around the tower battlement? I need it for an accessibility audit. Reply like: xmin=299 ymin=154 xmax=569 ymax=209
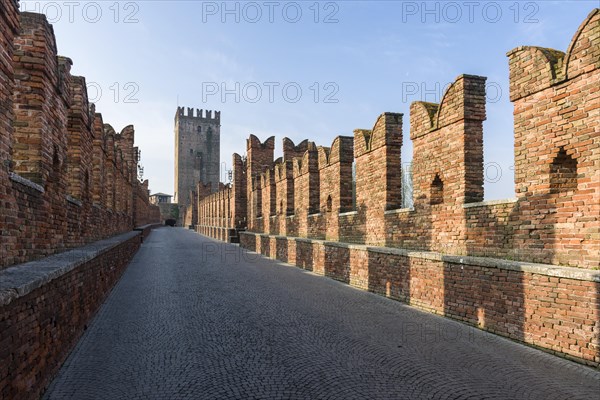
xmin=176 ymin=106 xmax=221 ymax=122
xmin=174 ymin=106 xmax=221 ymax=206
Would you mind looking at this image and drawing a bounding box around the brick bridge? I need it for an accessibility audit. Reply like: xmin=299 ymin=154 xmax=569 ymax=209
xmin=186 ymin=7 xmax=600 ymax=371
xmin=1 ymin=2 xmax=599 ymax=399
xmin=42 ymin=228 xmax=600 ymax=399
xmin=1 ymin=2 xmax=160 ymax=398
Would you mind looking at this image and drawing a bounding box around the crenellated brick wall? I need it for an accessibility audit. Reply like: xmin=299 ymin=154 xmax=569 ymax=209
xmin=196 ymin=154 xmax=247 ymax=241
xmin=506 ymin=11 xmax=600 ymax=268
xmin=293 ymin=141 xmax=320 ymax=238
xmin=230 ymin=11 xmax=599 ymax=270
xmin=261 ymin=166 xmax=276 ymax=234
xmin=247 ymin=135 xmax=274 ymax=233
xmin=194 ymin=9 xmax=600 ymax=366
xmin=317 ymin=135 xmax=353 ymax=241
xmin=355 ymin=112 xmax=403 ymax=245
xmin=1 ymin=4 xmax=160 ymax=396
xmin=0 ymin=0 xmax=21 ymax=258
xmin=0 ymin=6 xmax=160 ymax=270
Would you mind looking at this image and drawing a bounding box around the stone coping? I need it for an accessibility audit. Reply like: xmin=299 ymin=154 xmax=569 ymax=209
xmin=384 ymin=207 xmax=414 ymax=215
xmin=239 ymin=231 xmax=600 ymax=282
xmin=463 ymin=198 xmax=518 ymax=208
xmin=0 ymin=231 xmax=141 ymax=307
xmin=9 ymin=172 xmax=44 ymax=193
xmin=66 ymin=195 xmax=82 ymax=207
xmin=271 ymin=235 xmax=296 ymax=241
xmin=134 ymin=223 xmax=161 ymax=231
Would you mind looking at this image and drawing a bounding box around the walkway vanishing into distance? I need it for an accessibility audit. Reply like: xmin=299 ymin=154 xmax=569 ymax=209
xmin=44 ymin=227 xmax=600 ymax=400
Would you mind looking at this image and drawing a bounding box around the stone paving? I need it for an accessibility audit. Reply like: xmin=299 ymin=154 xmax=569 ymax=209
xmin=43 ymin=227 xmax=600 ymax=400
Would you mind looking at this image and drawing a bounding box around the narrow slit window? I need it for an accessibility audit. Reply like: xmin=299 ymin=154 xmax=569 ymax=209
xmin=430 ymin=174 xmax=444 ymax=205
xmin=550 ymin=147 xmax=577 ymax=194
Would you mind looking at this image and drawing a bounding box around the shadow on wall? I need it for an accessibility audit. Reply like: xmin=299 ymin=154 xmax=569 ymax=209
xmin=296 ymin=240 xmax=314 ymax=272
xmin=508 ymin=149 xmax=581 ymax=266
xmin=367 ymin=250 xmax=411 ymax=303
xmin=368 ymin=160 xmax=436 ymax=307
xmin=260 ymin=234 xmax=271 ymax=258
xmin=443 ymin=259 xmax=525 ymax=345
xmin=229 ymin=8 xmax=600 ymax=367
xmin=275 ymin=237 xmax=288 ymax=263
xmin=338 ymin=205 xmax=367 ymax=245
xmin=324 ymin=244 xmax=351 ymax=284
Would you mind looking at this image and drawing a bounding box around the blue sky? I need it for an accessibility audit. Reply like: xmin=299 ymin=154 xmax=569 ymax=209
xmin=21 ymin=1 xmax=598 ymax=199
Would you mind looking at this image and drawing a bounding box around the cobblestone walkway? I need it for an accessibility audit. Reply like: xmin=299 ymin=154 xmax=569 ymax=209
xmin=43 ymin=227 xmax=600 ymax=400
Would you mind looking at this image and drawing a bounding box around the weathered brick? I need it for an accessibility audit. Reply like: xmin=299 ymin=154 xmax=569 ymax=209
xmin=0 ymin=8 xmax=160 ymax=270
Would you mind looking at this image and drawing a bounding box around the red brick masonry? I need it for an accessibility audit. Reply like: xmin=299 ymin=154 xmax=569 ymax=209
xmin=240 ymin=232 xmax=600 ymax=367
xmin=0 ymin=3 xmax=160 ymax=270
xmin=0 ymin=231 xmax=145 ymax=400
xmin=199 ymin=10 xmax=600 ymax=367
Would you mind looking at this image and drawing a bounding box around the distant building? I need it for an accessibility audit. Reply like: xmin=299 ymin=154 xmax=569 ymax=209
xmin=149 ymin=193 xmax=172 ymax=205
xmin=174 ymin=107 xmax=221 ymax=207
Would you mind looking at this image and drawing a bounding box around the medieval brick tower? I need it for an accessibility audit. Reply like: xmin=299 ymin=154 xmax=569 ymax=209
xmin=174 ymin=107 xmax=221 ymax=206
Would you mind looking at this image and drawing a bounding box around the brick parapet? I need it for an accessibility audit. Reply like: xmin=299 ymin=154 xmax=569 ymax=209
xmin=205 ymin=37 xmax=600 ymax=268
xmin=198 ymin=10 xmax=598 ymax=269
xmin=292 ymin=142 xmax=319 ymax=237
xmin=0 ymin=230 xmax=146 ymax=399
xmin=195 ymin=8 xmax=600 ymax=369
xmin=240 ymin=231 xmax=600 ymax=367
xmin=247 ymin=135 xmax=274 ymax=231
xmin=282 ymin=137 xmax=309 ymax=161
xmin=318 ymin=136 xmax=354 ymax=241
xmin=0 ymin=0 xmax=20 ymax=191
xmin=196 ymin=154 xmax=248 ymax=237
xmin=0 ymin=10 xmax=159 ymax=269
xmin=507 ymin=9 xmax=599 ymax=268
